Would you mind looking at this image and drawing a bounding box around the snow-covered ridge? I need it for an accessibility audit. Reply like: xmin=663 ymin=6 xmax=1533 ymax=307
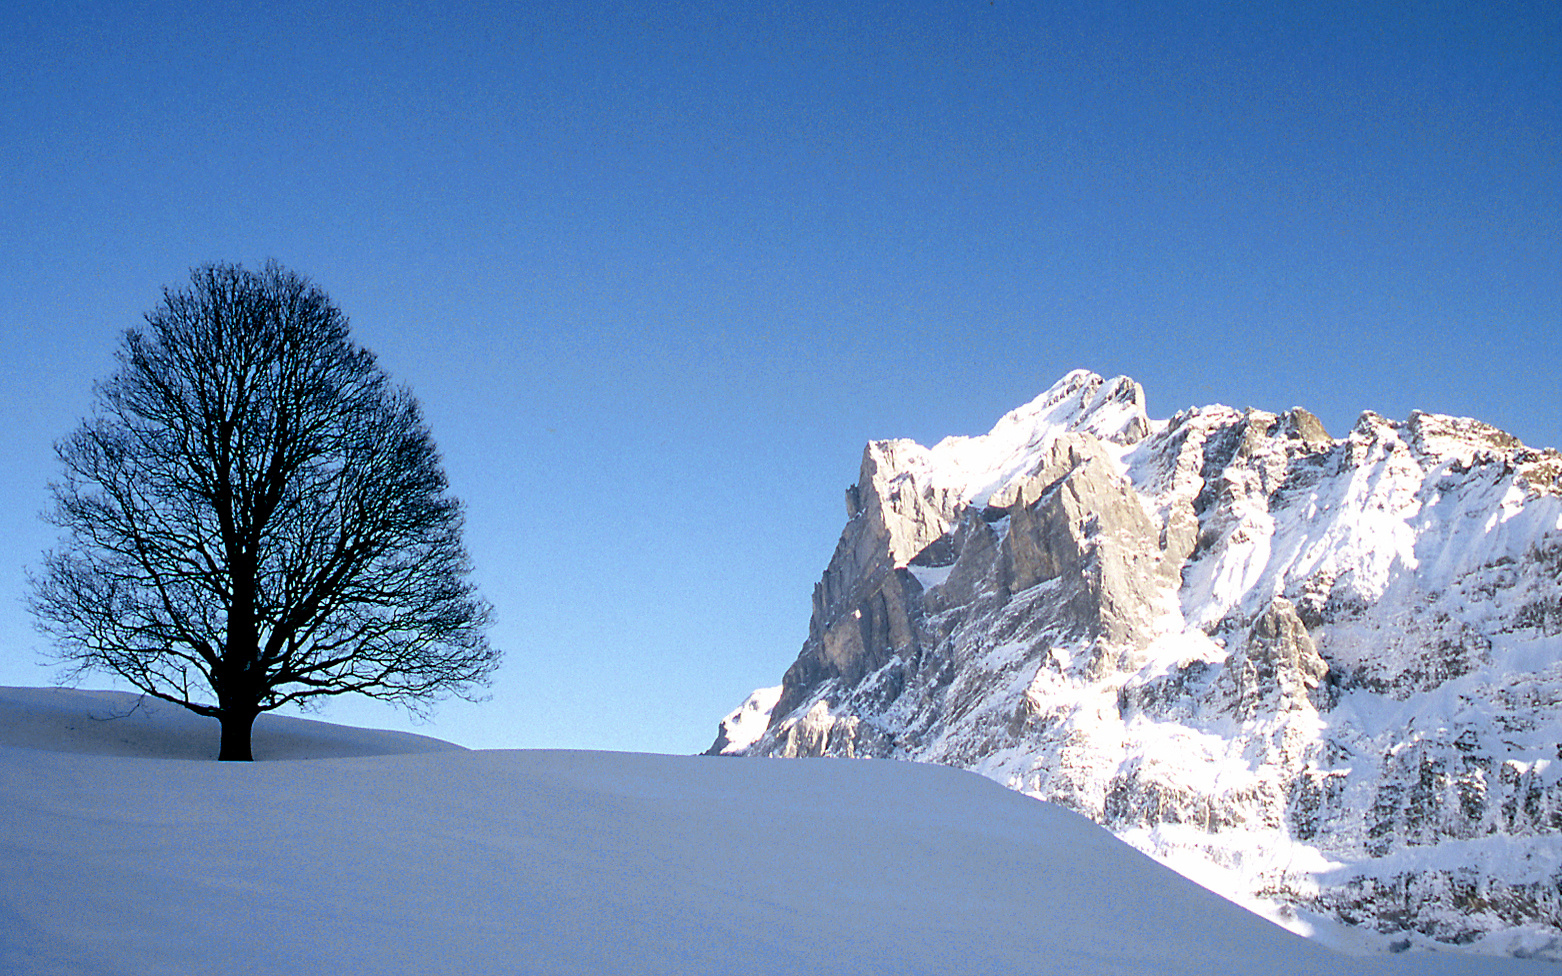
xmin=714 ymin=370 xmax=1562 ymax=959
xmin=863 ymin=370 xmax=1153 ymax=516
xmin=707 ymin=685 xmax=780 ymax=756
xmin=0 ymin=686 xmax=463 ymax=760
xmin=16 ymin=685 xmax=1542 ymax=975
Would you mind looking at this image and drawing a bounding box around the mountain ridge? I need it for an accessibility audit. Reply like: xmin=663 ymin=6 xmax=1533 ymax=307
xmin=713 ymin=370 xmax=1562 ymax=958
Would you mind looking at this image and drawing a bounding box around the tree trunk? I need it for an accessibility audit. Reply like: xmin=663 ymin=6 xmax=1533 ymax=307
xmin=217 ymin=707 xmax=258 ymax=761
xmin=219 ymin=571 xmax=260 ymax=761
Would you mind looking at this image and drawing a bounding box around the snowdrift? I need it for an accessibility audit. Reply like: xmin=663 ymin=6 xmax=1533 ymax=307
xmin=0 ymin=688 xmax=1550 ymax=975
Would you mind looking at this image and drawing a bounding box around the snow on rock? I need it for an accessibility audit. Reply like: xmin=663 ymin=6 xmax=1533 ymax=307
xmin=717 ymin=370 xmax=1562 ymax=959
xmin=1 ymin=687 xmax=1550 ymax=975
xmin=706 ymin=685 xmax=781 ymax=755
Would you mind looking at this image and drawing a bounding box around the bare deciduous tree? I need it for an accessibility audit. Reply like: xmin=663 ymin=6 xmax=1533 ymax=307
xmin=31 ymin=262 xmax=497 ymax=760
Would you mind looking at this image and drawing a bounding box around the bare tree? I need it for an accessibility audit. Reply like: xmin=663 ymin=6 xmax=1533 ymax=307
xmin=31 ymin=262 xmax=497 ymax=760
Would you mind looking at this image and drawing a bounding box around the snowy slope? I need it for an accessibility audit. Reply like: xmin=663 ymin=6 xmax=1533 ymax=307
xmin=0 ymin=687 xmax=464 ymax=760
xmin=719 ymin=370 xmax=1562 ymax=958
xmin=3 ymin=688 xmax=1551 ymax=975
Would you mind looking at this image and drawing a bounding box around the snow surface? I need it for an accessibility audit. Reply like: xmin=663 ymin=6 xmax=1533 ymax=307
xmin=0 ymin=687 xmax=463 ymax=761
xmin=3 ymin=688 xmax=1555 ymax=975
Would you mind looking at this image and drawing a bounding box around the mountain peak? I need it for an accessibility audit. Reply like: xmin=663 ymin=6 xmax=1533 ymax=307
xmin=715 ymin=371 xmax=1562 ymax=959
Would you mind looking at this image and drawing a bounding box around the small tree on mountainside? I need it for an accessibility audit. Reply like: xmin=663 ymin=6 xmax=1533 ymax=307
xmin=30 ymin=262 xmax=497 ymax=760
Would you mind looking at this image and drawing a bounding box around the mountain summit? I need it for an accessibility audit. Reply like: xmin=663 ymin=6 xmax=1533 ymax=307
xmin=713 ymin=370 xmax=1562 ymax=957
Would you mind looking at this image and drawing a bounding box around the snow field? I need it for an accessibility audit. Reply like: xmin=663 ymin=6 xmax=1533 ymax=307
xmin=3 ymin=689 xmax=1555 ymax=975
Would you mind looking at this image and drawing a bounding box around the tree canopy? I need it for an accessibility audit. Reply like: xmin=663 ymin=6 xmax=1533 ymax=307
xmin=31 ymin=262 xmax=497 ymax=759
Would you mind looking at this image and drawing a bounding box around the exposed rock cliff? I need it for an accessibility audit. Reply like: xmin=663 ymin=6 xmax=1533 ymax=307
xmin=711 ymin=370 xmax=1562 ymax=958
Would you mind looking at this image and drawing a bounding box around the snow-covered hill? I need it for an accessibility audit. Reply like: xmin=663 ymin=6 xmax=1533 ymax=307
xmin=4 ymin=687 xmax=1550 ymax=974
xmin=715 ymin=370 xmax=1562 ymax=958
xmin=0 ymin=687 xmax=463 ymax=760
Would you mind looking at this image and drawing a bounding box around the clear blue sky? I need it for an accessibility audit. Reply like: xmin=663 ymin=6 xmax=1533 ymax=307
xmin=2 ymin=1 xmax=1557 ymax=754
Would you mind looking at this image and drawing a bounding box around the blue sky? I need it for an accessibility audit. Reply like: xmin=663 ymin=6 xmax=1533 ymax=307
xmin=1 ymin=1 xmax=1557 ymax=754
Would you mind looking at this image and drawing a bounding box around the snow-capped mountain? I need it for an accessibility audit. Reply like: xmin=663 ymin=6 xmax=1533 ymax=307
xmin=712 ymin=370 xmax=1562 ymax=958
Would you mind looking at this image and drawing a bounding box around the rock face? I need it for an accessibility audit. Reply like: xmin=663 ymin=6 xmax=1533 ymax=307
xmin=711 ymin=370 xmax=1562 ymax=958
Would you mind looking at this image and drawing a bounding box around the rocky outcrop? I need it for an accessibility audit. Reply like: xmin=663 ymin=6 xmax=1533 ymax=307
xmin=1213 ymin=598 xmax=1329 ymax=718
xmin=707 ymin=686 xmax=781 ymax=756
xmin=711 ymin=370 xmax=1562 ymax=959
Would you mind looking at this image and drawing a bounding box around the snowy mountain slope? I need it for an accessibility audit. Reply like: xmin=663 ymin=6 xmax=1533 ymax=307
xmin=1 ymin=688 xmax=1552 ymax=975
xmin=715 ymin=370 xmax=1562 ymax=958
xmin=0 ymin=687 xmax=464 ymax=760
xmin=704 ymin=684 xmax=781 ymax=756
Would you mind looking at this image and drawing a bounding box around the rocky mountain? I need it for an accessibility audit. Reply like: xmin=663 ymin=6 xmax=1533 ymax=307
xmin=711 ymin=370 xmax=1562 ymax=958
